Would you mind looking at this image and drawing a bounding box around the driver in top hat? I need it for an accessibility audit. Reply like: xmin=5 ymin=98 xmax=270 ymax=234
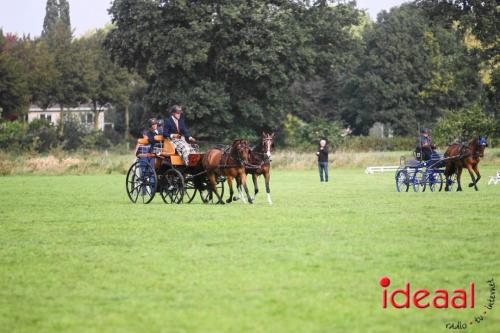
xmin=163 ymin=105 xmax=197 ymax=165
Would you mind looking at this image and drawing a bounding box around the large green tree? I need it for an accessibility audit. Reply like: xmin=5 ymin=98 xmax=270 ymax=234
xmin=107 ymin=0 xmax=358 ymax=139
xmin=42 ymin=0 xmax=59 ymax=38
xmin=78 ymin=30 xmax=135 ymax=130
xmin=341 ymin=3 xmax=484 ymax=135
xmin=0 ymin=31 xmax=29 ymax=119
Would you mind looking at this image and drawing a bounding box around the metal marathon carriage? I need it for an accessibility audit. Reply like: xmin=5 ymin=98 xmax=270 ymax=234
xmin=395 ymin=151 xmax=457 ymax=192
xmin=125 ymin=136 xmax=225 ymax=204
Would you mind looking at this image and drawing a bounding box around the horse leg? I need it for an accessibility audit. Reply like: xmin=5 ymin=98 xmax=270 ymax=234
xmin=456 ymin=166 xmax=463 ymax=191
xmin=226 ymin=176 xmax=234 ymax=204
xmin=444 ymin=163 xmax=452 ymax=192
xmin=264 ymin=170 xmax=272 ymax=205
xmin=466 ymin=163 xmax=477 ymax=189
xmin=252 ymin=173 xmax=259 ymax=200
xmin=208 ymin=172 xmax=224 ymax=204
xmin=233 ymin=177 xmax=241 ymax=201
xmin=240 ymin=172 xmax=253 ymax=204
xmin=472 ymin=164 xmax=481 ymax=190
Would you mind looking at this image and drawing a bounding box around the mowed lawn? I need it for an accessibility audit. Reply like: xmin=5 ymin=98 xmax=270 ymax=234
xmin=1 ymin=168 xmax=499 ymax=333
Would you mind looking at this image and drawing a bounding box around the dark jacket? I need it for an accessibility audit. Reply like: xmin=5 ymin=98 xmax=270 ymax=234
xmin=317 ymin=146 xmax=329 ymax=162
xmin=144 ymin=129 xmax=160 ymax=145
xmin=163 ymin=116 xmax=191 ymax=139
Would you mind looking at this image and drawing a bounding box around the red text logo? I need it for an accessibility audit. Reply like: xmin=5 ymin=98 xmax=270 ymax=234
xmin=379 ymin=276 xmax=475 ymax=309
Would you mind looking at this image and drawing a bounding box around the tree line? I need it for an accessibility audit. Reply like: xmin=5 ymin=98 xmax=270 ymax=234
xmin=1 ymin=0 xmax=498 ymax=149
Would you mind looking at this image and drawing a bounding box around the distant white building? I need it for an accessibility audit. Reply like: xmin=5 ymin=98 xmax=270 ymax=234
xmin=28 ymin=104 xmax=111 ymax=131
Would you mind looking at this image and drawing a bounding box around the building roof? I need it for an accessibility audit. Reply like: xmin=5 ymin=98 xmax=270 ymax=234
xmin=29 ymin=103 xmax=110 ymax=112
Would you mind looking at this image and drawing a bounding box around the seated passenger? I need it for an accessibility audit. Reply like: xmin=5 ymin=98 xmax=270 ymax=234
xmin=163 ymin=105 xmax=197 ymax=165
xmin=143 ymin=118 xmax=161 ymax=144
xmin=415 ymin=128 xmax=436 ymax=161
xmin=142 ymin=118 xmax=163 ymax=154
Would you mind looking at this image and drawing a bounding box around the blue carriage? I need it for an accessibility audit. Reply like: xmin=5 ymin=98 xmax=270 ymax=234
xmin=395 ymin=151 xmax=456 ymax=192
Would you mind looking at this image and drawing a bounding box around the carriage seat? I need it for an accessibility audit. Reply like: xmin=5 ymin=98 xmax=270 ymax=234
xmin=427 ymin=151 xmax=445 ymax=168
xmin=405 ymin=159 xmax=421 ymax=168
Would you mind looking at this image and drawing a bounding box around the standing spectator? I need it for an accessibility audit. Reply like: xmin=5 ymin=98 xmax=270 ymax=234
xmin=316 ymin=139 xmax=329 ymax=182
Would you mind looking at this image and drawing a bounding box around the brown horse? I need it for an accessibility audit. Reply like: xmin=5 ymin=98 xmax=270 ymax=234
xmin=241 ymin=132 xmax=274 ymax=205
xmin=202 ymin=139 xmax=253 ymax=204
xmin=444 ymin=136 xmax=488 ymax=191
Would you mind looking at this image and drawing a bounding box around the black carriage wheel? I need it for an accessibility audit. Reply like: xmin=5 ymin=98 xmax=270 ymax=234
xmin=412 ymin=170 xmax=426 ymax=192
xmin=125 ymin=160 xmax=157 ymax=204
xmin=200 ymin=177 xmax=225 ymax=204
xmin=184 ymin=179 xmax=197 ymax=203
xmin=427 ymin=171 xmax=443 ymax=192
xmin=160 ymin=169 xmax=185 ymax=204
xmin=395 ymin=168 xmax=409 ymax=192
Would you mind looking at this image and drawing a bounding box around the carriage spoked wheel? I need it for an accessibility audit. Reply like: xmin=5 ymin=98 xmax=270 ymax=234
xmin=444 ymin=173 xmax=457 ymax=192
xmin=412 ymin=170 xmax=426 ymax=192
xmin=184 ymin=178 xmax=197 ymax=203
xmin=395 ymin=168 xmax=409 ymax=192
xmin=426 ymin=171 xmax=443 ymax=192
xmin=199 ymin=177 xmax=225 ymax=204
xmin=125 ymin=159 xmax=157 ymax=204
xmin=160 ymin=169 xmax=185 ymax=204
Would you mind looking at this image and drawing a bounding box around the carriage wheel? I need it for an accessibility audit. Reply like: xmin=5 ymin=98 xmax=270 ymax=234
xmin=184 ymin=179 xmax=197 ymax=203
xmin=160 ymin=169 xmax=185 ymax=204
xmin=200 ymin=178 xmax=225 ymax=204
xmin=427 ymin=172 xmax=443 ymax=192
xmin=395 ymin=168 xmax=409 ymax=192
xmin=412 ymin=170 xmax=426 ymax=192
xmin=445 ymin=173 xmax=457 ymax=192
xmin=125 ymin=160 xmax=157 ymax=204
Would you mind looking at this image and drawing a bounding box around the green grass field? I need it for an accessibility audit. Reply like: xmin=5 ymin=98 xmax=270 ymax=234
xmin=1 ymin=168 xmax=499 ymax=332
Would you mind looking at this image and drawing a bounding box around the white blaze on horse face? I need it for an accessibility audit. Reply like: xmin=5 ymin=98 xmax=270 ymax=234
xmin=265 ymin=140 xmax=272 ymax=158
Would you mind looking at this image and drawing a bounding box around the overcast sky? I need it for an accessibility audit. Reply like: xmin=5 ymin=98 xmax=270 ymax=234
xmin=0 ymin=0 xmax=409 ymax=37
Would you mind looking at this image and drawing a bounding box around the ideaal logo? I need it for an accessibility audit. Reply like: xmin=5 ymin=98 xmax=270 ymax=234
xmin=379 ymin=276 xmax=496 ymax=330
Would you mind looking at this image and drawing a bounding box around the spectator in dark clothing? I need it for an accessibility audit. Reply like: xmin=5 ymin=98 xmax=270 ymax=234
xmin=316 ymin=139 xmax=329 ymax=182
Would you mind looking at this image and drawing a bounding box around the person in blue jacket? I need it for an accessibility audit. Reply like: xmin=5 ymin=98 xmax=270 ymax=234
xmin=163 ymin=105 xmax=197 ymax=165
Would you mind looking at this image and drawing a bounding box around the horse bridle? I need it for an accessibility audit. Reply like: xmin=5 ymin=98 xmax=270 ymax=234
xmin=231 ymin=141 xmax=249 ymax=166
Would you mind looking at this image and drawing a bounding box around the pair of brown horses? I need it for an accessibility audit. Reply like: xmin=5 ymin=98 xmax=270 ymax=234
xmin=201 ymin=132 xmax=274 ymax=205
xmin=444 ymin=136 xmax=488 ymax=191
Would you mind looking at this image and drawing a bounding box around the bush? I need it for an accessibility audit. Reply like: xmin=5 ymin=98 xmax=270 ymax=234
xmin=339 ymin=136 xmax=416 ymax=152
xmin=282 ymin=114 xmax=344 ymax=150
xmin=433 ymin=103 xmax=497 ymax=145
xmin=27 ymin=119 xmax=58 ymax=152
xmin=0 ymin=120 xmax=27 ymax=151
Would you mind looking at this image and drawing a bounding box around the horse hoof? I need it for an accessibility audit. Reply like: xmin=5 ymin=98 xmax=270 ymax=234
xmin=226 ymin=198 xmax=232 ymax=204
xmin=469 ymin=183 xmax=474 ymax=187
xmin=233 ymin=196 xmax=239 ymax=201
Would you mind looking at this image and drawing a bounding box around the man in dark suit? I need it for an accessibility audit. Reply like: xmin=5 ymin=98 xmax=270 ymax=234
xmin=163 ymin=105 xmax=197 ymax=165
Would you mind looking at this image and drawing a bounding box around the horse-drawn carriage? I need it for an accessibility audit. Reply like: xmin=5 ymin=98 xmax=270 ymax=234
xmin=125 ymin=136 xmax=225 ymax=204
xmin=395 ymin=153 xmax=456 ymax=192
xmin=395 ymin=136 xmax=488 ymax=192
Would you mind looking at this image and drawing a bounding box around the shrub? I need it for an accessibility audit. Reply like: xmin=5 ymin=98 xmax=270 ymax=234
xmin=27 ymin=119 xmax=58 ymax=152
xmin=0 ymin=120 xmax=27 ymax=151
xmin=433 ymin=103 xmax=497 ymax=145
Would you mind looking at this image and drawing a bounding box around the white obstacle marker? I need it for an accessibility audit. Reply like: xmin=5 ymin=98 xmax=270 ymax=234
xmin=365 ymin=166 xmax=400 ymax=175
xmin=488 ymin=170 xmax=500 ymax=185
